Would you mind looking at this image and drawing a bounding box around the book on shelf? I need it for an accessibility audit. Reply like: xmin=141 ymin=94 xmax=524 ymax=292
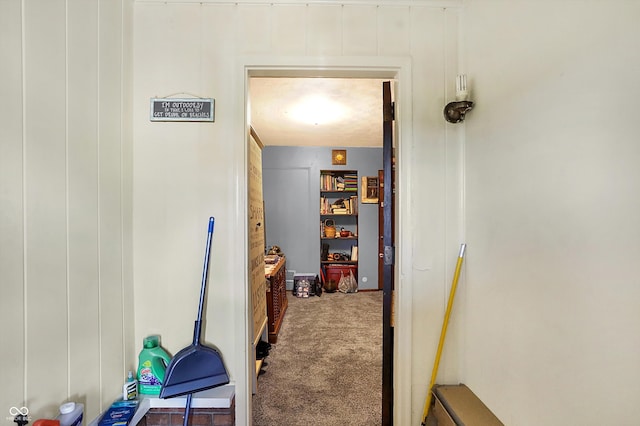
xmin=351 ymin=245 xmax=358 ymax=261
xmin=320 ymin=197 xmax=330 ymax=214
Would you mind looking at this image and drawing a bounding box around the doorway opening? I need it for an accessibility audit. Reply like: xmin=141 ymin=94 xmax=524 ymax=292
xmin=252 ymin=76 xmax=386 ymax=291
xmin=251 ymin=77 xmax=385 ymax=423
xmin=240 ymin=61 xmax=410 ymax=426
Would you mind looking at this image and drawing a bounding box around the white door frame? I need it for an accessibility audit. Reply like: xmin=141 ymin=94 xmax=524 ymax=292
xmin=234 ymin=55 xmax=414 ymax=426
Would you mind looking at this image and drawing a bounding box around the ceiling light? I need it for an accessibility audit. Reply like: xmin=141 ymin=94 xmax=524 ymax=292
xmin=289 ymin=95 xmax=348 ymax=126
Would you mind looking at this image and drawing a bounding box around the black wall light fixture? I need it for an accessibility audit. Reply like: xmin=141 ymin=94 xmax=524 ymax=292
xmin=444 ymin=75 xmax=474 ymax=124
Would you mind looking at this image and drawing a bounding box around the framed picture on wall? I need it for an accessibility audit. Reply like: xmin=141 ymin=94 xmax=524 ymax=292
xmin=332 ymin=149 xmax=347 ymax=165
xmin=361 ymin=176 xmax=379 ymax=203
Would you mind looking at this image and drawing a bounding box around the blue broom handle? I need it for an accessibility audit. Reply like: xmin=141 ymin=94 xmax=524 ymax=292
xmin=182 ymin=393 xmax=193 ymax=426
xmin=194 ymin=217 xmax=215 ymax=345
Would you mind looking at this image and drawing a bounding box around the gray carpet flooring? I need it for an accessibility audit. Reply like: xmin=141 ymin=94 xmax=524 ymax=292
xmin=252 ymin=290 xmax=383 ymax=426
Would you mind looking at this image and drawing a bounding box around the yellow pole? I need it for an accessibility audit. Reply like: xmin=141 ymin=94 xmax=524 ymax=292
xmin=421 ymin=243 xmax=466 ymax=425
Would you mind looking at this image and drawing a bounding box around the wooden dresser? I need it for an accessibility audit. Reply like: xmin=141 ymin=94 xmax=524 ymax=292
xmin=265 ymin=256 xmax=287 ymax=343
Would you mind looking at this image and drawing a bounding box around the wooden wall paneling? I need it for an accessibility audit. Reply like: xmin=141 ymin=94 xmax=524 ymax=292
xmin=162 ymin=3 xmax=202 ymax=83
xmin=408 ymin=7 xmax=446 ymax=274
xmin=271 ymin=4 xmax=307 ymax=55
xmin=98 ymin=0 xmax=125 ymax=407
xmin=67 ymin=0 xmax=102 ymax=410
xmin=410 ymin=6 xmax=446 ymax=128
xmin=0 ymin=0 xmax=26 ymax=410
xmin=201 ymin=4 xmax=237 ymax=59
xmin=23 ymin=0 xmax=68 ymax=413
xmin=306 ymin=4 xmax=342 ymax=56
xmin=130 ymin=2 xmax=220 ymax=359
xmin=238 ymin=4 xmax=272 ymax=55
xmin=440 ymin=6 xmax=464 ymax=386
xmin=378 ymin=5 xmax=411 ymax=56
xmin=409 ymin=4 xmax=448 ymax=284
xmin=121 ymin=0 xmax=136 ymax=392
xmin=0 ymin=0 xmax=131 ymax=420
xmin=133 ymin=3 xmax=171 ymax=89
xmin=200 ymin=3 xmax=237 ymax=180
xmin=407 ymin=8 xmax=448 ymax=408
xmin=342 ymin=5 xmax=378 ymax=56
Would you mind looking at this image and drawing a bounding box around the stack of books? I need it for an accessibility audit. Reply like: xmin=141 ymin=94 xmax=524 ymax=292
xmin=343 ymin=173 xmax=358 ymax=192
xmin=331 ymin=199 xmax=348 ymax=214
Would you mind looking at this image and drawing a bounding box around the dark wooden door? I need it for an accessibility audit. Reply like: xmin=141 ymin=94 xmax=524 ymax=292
xmin=378 ymin=169 xmax=384 ymax=290
xmin=381 ymin=81 xmax=395 ymax=426
xmin=378 ymin=168 xmax=395 ymax=291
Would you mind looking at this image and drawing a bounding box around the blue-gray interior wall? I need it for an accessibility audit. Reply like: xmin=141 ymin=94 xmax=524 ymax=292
xmin=262 ymin=146 xmax=383 ymax=290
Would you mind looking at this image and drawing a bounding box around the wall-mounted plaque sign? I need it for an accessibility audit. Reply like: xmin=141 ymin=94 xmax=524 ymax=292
xmin=150 ymin=98 xmax=215 ymax=122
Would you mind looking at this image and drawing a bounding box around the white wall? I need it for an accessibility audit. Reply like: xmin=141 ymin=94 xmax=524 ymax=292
xmin=463 ymin=1 xmax=640 ymax=424
xmin=132 ymin=2 xmax=463 ymax=424
xmin=0 ymin=0 xmax=134 ymax=421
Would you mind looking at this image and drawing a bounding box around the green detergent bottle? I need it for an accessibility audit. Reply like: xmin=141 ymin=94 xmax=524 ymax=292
xmin=137 ymin=335 xmax=172 ymax=396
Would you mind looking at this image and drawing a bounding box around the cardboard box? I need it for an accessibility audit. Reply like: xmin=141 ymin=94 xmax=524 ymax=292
xmin=432 ymin=384 xmax=503 ymax=426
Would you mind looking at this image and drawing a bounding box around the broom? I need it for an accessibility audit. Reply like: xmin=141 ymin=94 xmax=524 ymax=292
xmin=421 ymin=243 xmax=466 ymax=425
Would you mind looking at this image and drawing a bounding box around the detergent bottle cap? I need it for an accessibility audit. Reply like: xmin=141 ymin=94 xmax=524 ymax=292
xmin=57 ymin=402 xmax=83 ymax=426
xmin=143 ymin=335 xmax=159 ymax=348
xmin=59 ymin=403 xmax=76 ymax=415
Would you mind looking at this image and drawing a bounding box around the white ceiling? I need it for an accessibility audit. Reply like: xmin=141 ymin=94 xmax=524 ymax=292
xmin=249 ymin=77 xmax=385 ymax=147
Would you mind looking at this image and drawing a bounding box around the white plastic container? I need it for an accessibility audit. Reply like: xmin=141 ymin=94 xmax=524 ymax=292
xmin=123 ymin=370 xmax=137 ymax=400
xmin=56 ymin=402 xmax=83 ymax=426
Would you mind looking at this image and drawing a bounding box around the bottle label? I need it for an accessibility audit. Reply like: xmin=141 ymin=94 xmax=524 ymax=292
xmin=138 ymin=360 xmax=162 ymax=394
xmin=124 ymin=381 xmax=137 ymax=400
xmin=70 ymin=415 xmax=83 ymax=426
